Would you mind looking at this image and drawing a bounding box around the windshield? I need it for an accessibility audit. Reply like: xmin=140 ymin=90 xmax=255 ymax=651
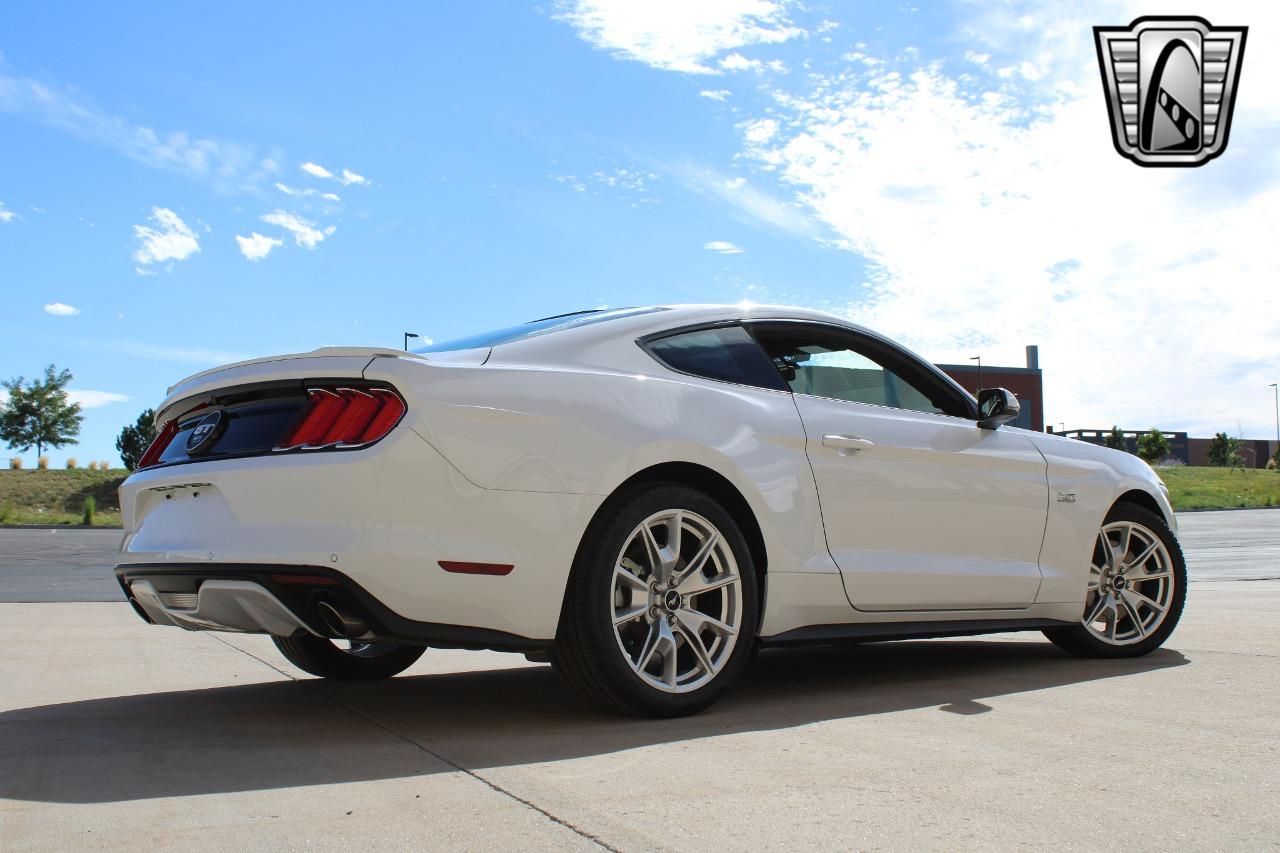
xmin=414 ymin=307 xmax=666 ymax=353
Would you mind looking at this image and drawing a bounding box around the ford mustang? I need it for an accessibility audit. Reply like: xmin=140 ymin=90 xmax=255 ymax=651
xmin=116 ymin=305 xmax=1185 ymax=716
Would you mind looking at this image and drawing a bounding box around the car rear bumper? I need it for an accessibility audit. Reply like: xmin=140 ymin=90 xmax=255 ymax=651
xmin=116 ymin=563 xmax=550 ymax=651
xmin=116 ymin=427 xmax=604 ymax=642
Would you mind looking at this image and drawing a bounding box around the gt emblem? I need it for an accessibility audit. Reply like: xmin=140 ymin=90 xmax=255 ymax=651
xmin=1094 ymin=16 xmax=1247 ymax=167
xmin=185 ymin=411 xmax=227 ymax=456
xmin=1057 ymin=492 xmax=1077 ymax=504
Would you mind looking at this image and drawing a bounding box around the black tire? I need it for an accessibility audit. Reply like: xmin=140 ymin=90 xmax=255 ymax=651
xmin=272 ymin=635 xmax=425 ymax=680
xmin=1043 ymin=502 xmax=1186 ymax=658
xmin=553 ymin=482 xmax=759 ymax=717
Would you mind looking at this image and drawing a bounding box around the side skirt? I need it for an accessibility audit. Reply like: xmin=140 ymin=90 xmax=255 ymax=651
xmin=760 ymin=618 xmax=1075 ymax=648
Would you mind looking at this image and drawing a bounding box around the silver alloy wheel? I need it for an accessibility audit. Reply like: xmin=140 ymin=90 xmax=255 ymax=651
xmin=1083 ymin=519 xmax=1176 ymax=645
xmin=610 ymin=509 xmax=744 ymax=693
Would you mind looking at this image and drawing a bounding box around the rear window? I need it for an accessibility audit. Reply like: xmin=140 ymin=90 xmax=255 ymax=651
xmin=644 ymin=325 xmax=788 ymax=391
xmin=415 ymin=307 xmax=666 ymax=353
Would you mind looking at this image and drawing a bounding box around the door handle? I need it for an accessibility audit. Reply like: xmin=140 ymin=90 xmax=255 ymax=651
xmin=821 ymin=434 xmax=874 ymax=451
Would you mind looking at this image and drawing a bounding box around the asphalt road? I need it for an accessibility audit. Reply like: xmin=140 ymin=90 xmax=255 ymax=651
xmin=1 ymin=509 xmax=1277 ymax=603
xmin=2 ymin=583 xmax=1277 ymax=849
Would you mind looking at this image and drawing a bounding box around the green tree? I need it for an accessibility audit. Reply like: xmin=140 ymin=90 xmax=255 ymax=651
xmin=1135 ymin=427 xmax=1171 ymax=463
xmin=116 ymin=408 xmax=157 ymax=471
xmin=1103 ymin=426 xmax=1127 ymax=452
xmin=0 ymin=365 xmax=83 ymax=460
xmin=1206 ymin=432 xmax=1242 ymax=468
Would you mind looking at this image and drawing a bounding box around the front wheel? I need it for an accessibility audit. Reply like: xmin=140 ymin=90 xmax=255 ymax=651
xmin=553 ymin=483 xmax=759 ymax=717
xmin=272 ymin=635 xmax=425 ymax=680
xmin=1043 ymin=503 xmax=1186 ymax=658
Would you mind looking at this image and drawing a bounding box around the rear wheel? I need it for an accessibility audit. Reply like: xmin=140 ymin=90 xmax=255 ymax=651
xmin=272 ymin=635 xmax=425 ymax=680
xmin=1043 ymin=503 xmax=1185 ymax=658
xmin=554 ymin=483 xmax=759 ymax=717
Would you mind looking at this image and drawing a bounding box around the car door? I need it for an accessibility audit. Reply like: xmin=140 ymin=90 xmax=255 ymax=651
xmin=749 ymin=322 xmax=1049 ymax=612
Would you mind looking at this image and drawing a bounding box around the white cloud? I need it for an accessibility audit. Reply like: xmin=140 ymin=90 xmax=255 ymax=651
xmin=0 ymin=201 xmax=16 ymax=223
xmin=0 ymin=70 xmax=279 ymax=193
xmin=275 ymin=182 xmax=313 ymax=197
xmin=719 ymin=52 xmax=762 ymax=73
xmin=261 ymin=210 xmax=334 ymax=249
xmin=742 ymin=117 xmax=778 ymax=144
xmin=235 ymin=232 xmax=284 ymax=261
xmin=551 ymin=167 xmax=658 ymax=203
xmin=555 ymin=0 xmax=803 ymax=74
xmin=67 ymin=390 xmax=129 ymax=408
xmin=678 ymin=164 xmax=817 ymax=238
xmin=298 ymin=162 xmax=368 ymax=187
xmin=320 ymin=192 xmax=341 ymax=202
xmin=700 ymin=89 xmax=731 ymax=101
xmin=300 ymin=161 xmax=333 ymax=179
xmin=132 ymin=208 xmax=200 ymax=268
xmin=339 ymin=169 xmax=368 ymax=186
xmin=43 ymin=302 xmax=79 ymax=316
xmin=704 ymin=240 xmax=744 ymax=254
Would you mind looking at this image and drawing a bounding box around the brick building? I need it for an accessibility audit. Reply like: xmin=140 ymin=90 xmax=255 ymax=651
xmin=938 ymin=345 xmax=1044 ymax=433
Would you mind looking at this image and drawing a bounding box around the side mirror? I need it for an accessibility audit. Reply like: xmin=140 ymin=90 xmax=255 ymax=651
xmin=977 ymin=387 xmax=1020 ymax=430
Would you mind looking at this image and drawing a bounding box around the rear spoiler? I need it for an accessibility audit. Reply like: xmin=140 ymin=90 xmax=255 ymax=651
xmin=166 ymin=347 xmax=425 ymax=394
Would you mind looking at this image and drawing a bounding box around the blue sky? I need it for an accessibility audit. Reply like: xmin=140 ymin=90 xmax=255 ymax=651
xmin=2 ymin=1 xmax=1278 ymax=466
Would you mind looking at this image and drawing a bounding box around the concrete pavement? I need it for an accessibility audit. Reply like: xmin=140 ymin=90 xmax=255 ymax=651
xmin=2 ymin=508 xmax=1278 ymax=602
xmin=2 ymin=582 xmax=1278 ymax=850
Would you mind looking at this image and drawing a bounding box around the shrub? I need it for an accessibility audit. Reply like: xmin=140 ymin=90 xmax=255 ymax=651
xmin=36 ymin=456 xmax=49 ymax=470
xmin=1135 ymin=428 xmax=1170 ymax=462
xmin=66 ymin=457 xmax=78 ymax=470
xmin=1156 ymin=456 xmax=1185 ymax=468
xmin=1268 ymin=457 xmax=1278 ymax=471
xmin=0 ymin=503 xmax=14 ymax=523
xmin=1103 ymin=426 xmax=1127 ymax=451
xmin=1206 ymin=432 xmax=1242 ymax=468
xmin=8 ymin=457 xmax=20 ymax=470
xmin=82 ymin=495 xmax=96 ymax=526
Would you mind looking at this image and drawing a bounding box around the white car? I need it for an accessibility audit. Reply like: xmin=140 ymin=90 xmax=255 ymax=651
xmin=117 ymin=305 xmax=1185 ymax=716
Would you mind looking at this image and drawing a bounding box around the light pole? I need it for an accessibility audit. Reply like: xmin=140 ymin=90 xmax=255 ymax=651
xmin=403 ymin=332 xmax=419 ymax=351
xmin=1270 ymin=383 xmax=1279 ymax=461
xmin=970 ymin=355 xmax=982 ymax=394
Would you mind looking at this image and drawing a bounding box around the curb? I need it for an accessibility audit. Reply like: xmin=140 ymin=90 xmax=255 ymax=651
xmin=1175 ymin=505 xmax=1280 ymax=514
xmin=0 ymin=524 xmax=124 ymax=530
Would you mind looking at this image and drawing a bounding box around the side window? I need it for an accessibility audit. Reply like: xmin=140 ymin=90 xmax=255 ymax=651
xmin=645 ymin=325 xmax=788 ymax=391
xmin=751 ymin=324 xmax=967 ymax=417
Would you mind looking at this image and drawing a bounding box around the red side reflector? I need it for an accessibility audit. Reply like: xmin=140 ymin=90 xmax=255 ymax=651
xmin=439 ymin=561 xmax=514 ymax=576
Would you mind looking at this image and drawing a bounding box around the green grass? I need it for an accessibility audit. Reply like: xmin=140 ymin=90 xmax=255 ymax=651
xmin=0 ymin=468 xmax=126 ymax=526
xmin=0 ymin=463 xmax=1274 ymax=526
xmin=1158 ymin=465 xmax=1280 ymax=511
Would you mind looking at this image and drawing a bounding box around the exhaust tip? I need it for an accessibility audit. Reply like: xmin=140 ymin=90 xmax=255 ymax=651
xmin=315 ymin=599 xmax=370 ymax=638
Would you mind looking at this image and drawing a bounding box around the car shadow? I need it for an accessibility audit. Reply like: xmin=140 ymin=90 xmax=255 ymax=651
xmin=1 ymin=639 xmax=1188 ymax=804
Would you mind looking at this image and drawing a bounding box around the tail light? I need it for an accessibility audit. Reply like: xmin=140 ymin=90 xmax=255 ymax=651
xmin=137 ymin=403 xmax=209 ymax=470
xmin=275 ymin=387 xmax=406 ymax=450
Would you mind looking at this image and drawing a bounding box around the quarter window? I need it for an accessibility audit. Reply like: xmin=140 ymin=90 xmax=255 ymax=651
xmin=645 ymin=325 xmax=788 ymax=391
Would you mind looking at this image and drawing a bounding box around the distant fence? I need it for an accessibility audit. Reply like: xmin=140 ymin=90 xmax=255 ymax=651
xmin=1059 ymin=430 xmax=1277 ymax=469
